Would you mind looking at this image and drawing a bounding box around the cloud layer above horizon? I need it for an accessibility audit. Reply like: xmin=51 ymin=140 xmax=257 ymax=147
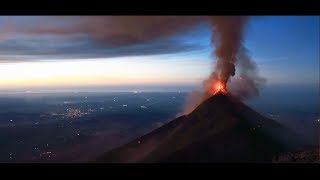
xmin=0 ymin=16 xmax=209 ymax=62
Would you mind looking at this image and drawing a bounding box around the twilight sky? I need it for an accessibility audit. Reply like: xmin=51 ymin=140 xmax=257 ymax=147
xmin=0 ymin=16 xmax=318 ymax=91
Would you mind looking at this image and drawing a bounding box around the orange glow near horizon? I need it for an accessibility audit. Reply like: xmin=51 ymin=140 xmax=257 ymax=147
xmin=0 ymin=57 xmax=209 ymax=88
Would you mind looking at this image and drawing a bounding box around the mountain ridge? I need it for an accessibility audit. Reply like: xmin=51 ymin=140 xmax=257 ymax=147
xmin=95 ymin=92 xmax=306 ymax=163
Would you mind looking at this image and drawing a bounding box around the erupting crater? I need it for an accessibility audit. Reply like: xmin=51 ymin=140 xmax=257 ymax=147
xmin=211 ymin=80 xmax=228 ymax=95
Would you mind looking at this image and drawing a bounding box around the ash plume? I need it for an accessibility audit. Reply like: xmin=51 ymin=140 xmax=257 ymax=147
xmin=209 ymin=16 xmax=248 ymax=84
xmin=183 ymin=16 xmax=265 ymax=114
xmin=227 ymin=47 xmax=266 ymax=100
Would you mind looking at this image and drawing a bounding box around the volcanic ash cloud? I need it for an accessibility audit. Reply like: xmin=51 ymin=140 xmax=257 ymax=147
xmin=183 ymin=16 xmax=266 ymax=114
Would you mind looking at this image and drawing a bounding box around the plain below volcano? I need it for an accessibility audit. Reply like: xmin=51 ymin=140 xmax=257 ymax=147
xmin=95 ymin=92 xmax=308 ymax=163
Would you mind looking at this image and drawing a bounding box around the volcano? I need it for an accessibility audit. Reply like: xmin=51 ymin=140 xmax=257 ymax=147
xmin=95 ymin=92 xmax=306 ymax=163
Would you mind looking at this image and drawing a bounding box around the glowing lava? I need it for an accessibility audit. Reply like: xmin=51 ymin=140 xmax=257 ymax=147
xmin=211 ymin=80 xmax=228 ymax=95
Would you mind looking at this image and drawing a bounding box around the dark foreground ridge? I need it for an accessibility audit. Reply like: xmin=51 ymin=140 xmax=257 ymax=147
xmin=95 ymin=92 xmax=310 ymax=163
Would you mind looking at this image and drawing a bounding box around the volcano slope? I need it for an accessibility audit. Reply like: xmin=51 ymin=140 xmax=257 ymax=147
xmin=95 ymin=92 xmax=307 ymax=163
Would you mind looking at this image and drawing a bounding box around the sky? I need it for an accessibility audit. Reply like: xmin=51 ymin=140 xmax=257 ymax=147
xmin=0 ymin=16 xmax=318 ymax=92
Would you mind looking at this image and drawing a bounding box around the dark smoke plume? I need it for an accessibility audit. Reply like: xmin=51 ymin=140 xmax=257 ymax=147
xmin=183 ymin=16 xmax=266 ymax=114
xmin=209 ymin=16 xmax=248 ymax=84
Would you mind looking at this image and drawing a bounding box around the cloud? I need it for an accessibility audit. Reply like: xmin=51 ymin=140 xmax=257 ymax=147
xmin=0 ymin=36 xmax=205 ymax=61
xmin=0 ymin=16 xmax=207 ymax=62
xmin=23 ymin=16 xmax=203 ymax=44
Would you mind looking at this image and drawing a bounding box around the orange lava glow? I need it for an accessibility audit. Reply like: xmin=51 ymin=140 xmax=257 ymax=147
xmin=211 ymin=80 xmax=228 ymax=95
